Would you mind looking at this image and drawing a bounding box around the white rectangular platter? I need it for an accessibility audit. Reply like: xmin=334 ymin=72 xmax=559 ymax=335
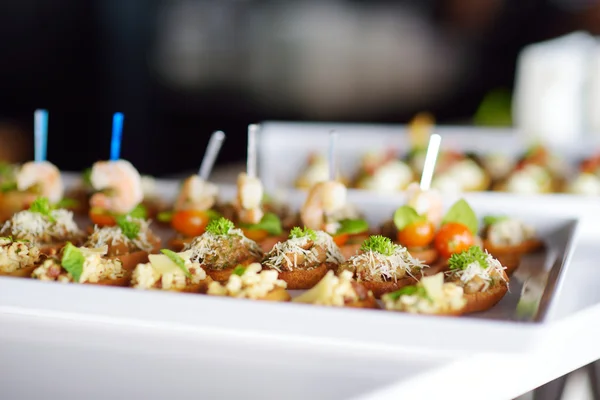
xmin=256 ymin=121 xmax=600 ymax=192
xmin=0 ymin=179 xmax=582 ymax=355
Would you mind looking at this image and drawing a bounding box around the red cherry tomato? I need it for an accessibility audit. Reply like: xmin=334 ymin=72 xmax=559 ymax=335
xmin=241 ymin=228 xmax=269 ymax=242
xmin=396 ymin=220 xmax=435 ymax=248
xmin=171 ymin=210 xmax=211 ymax=237
xmin=434 ymin=222 xmax=475 ymax=259
xmin=332 ymin=233 xmax=350 ymax=247
xmin=89 ymin=209 xmax=116 ymax=227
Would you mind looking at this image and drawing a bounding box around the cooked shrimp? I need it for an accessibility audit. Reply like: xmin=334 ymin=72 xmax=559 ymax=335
xmin=174 ymin=175 xmax=218 ymax=211
xmin=300 ymin=180 xmax=347 ymax=231
xmin=236 ymin=173 xmax=264 ymax=224
xmin=405 ymin=182 xmax=443 ymax=227
xmin=16 ymin=161 xmax=64 ymax=204
xmin=89 ymin=160 xmax=143 ymax=214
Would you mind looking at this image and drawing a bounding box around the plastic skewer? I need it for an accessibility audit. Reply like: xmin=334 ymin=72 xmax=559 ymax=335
xmin=328 ymin=130 xmax=338 ymax=181
xmin=419 ymin=133 xmax=442 ymax=191
xmin=199 ymin=130 xmax=226 ymax=180
xmin=34 ymin=109 xmax=48 ymax=162
xmin=247 ymin=124 xmax=259 ymax=178
xmin=110 ymin=112 xmax=124 ymax=161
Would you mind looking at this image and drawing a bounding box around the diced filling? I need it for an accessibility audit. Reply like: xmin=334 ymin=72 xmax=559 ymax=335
xmin=505 ymin=165 xmax=551 ymax=194
xmin=86 ymin=217 xmax=155 ymax=255
xmin=293 ymin=270 xmax=367 ymax=306
xmin=207 ymin=263 xmax=287 ymax=299
xmin=185 ymin=228 xmax=262 ymax=270
xmin=357 ymin=160 xmax=412 ymax=193
xmin=32 ymin=248 xmax=124 ymax=283
xmin=481 ymin=153 xmax=515 ymax=181
xmin=339 ymin=246 xmax=426 ymax=283
xmin=131 ymin=250 xmax=208 ymax=290
xmin=567 ymin=173 xmax=600 ymax=196
xmin=0 ymin=209 xmax=82 ymax=245
xmin=448 ymin=250 xmax=507 ymax=294
xmin=382 ymin=273 xmax=466 ymax=314
xmin=487 ymin=218 xmax=536 ymax=247
xmin=263 ymin=231 xmax=344 ymax=272
xmin=0 ymin=237 xmax=41 ymax=273
xmin=432 ymin=159 xmax=487 ymax=192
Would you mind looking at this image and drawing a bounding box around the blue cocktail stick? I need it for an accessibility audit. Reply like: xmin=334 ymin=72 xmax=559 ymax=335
xmin=34 ymin=109 xmax=48 ymax=162
xmin=110 ymin=112 xmax=124 ymax=161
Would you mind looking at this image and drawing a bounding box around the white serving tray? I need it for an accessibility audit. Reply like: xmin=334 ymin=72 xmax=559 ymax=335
xmin=0 ymin=178 xmax=584 ymax=356
xmin=256 ymin=121 xmax=600 ymax=192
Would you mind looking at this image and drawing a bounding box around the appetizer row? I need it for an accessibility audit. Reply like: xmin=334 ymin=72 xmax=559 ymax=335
xmin=0 ymin=211 xmax=510 ymax=317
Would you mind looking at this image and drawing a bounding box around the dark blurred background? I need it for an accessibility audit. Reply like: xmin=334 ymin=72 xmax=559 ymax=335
xmin=0 ymin=0 xmax=599 ymax=175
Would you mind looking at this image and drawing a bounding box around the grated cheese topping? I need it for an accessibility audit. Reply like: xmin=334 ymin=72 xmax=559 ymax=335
xmin=340 ymin=246 xmax=426 ymax=283
xmin=263 ymin=231 xmax=344 ymax=272
xmin=86 ymin=216 xmax=155 ymax=252
xmin=0 ymin=237 xmax=41 ymax=273
xmin=293 ymin=270 xmax=360 ymax=306
xmin=448 ymin=251 xmax=507 ymax=293
xmin=383 ymin=273 xmax=466 ymax=314
xmin=31 ymin=247 xmax=124 ymax=283
xmin=184 ymin=227 xmax=263 ymax=270
xmin=488 ymin=218 xmax=536 ymax=247
xmin=207 ymin=263 xmax=287 ymax=299
xmin=0 ymin=209 xmax=83 ymax=245
xmin=131 ymin=250 xmax=208 ymax=290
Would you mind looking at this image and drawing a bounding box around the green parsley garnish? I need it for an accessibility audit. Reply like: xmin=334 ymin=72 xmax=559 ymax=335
xmin=289 ymin=226 xmax=317 ymax=241
xmin=61 ymin=242 xmax=85 ymax=282
xmin=160 ymin=249 xmax=192 ymax=278
xmin=55 ymin=198 xmax=79 ymax=209
xmin=206 ymin=217 xmax=235 ymax=236
xmin=29 ymin=197 xmax=56 ymax=222
xmin=386 ymin=285 xmax=428 ymax=301
xmin=127 ymin=204 xmax=147 ymax=220
xmin=448 ymin=245 xmax=488 ymax=271
xmin=116 ymin=216 xmax=141 ymax=240
xmin=360 ymin=235 xmax=396 ymax=256
xmin=232 ymin=265 xmax=246 ymax=276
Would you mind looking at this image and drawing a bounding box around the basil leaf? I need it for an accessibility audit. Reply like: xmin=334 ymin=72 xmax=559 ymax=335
xmin=0 ymin=181 xmax=17 ymax=193
xmin=160 ymin=249 xmax=192 ymax=278
xmin=157 ymin=211 xmax=173 ymax=223
xmin=483 ymin=215 xmax=509 ymax=226
xmin=61 ymin=242 xmax=85 ymax=283
xmin=335 ymin=219 xmax=369 ymax=235
xmin=242 ymin=213 xmax=282 ymax=236
xmin=393 ymin=205 xmax=425 ymax=231
xmin=82 ymin=167 xmax=93 ymax=187
xmin=441 ymin=199 xmax=478 ymax=235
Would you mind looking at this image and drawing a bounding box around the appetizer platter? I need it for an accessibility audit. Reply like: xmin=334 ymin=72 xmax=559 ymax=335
xmin=257 ymin=117 xmax=600 ymax=196
xmin=0 ymin=116 xmax=583 ymax=355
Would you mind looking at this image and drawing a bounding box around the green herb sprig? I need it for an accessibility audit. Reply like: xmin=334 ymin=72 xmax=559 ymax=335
xmin=360 ymin=235 xmax=397 ymax=256
xmin=289 ymin=226 xmax=317 ymax=241
xmin=206 ymin=217 xmax=235 ymax=236
xmin=448 ymin=245 xmax=488 ymax=271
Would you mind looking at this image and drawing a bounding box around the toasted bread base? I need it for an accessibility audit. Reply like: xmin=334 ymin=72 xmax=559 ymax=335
xmin=0 ymin=264 xmax=38 ymax=278
xmin=169 ymin=237 xmax=193 ymax=252
xmin=91 ymin=274 xmax=132 ymax=287
xmin=277 ymin=263 xmax=328 ymax=290
xmin=340 ymin=243 xmax=361 ymax=260
xmin=361 ymin=275 xmax=420 ymax=299
xmin=258 ymin=287 xmax=292 ymax=302
xmin=483 ymin=238 xmax=543 ymax=257
xmin=461 ymin=281 xmax=509 ymax=314
xmin=202 ymin=259 xmax=259 ymax=283
xmin=40 ymin=243 xmax=68 ymax=257
xmin=175 ymin=277 xmax=214 ymax=294
xmin=113 ymin=250 xmax=151 ymax=271
xmin=495 ymin=254 xmax=521 ymax=275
